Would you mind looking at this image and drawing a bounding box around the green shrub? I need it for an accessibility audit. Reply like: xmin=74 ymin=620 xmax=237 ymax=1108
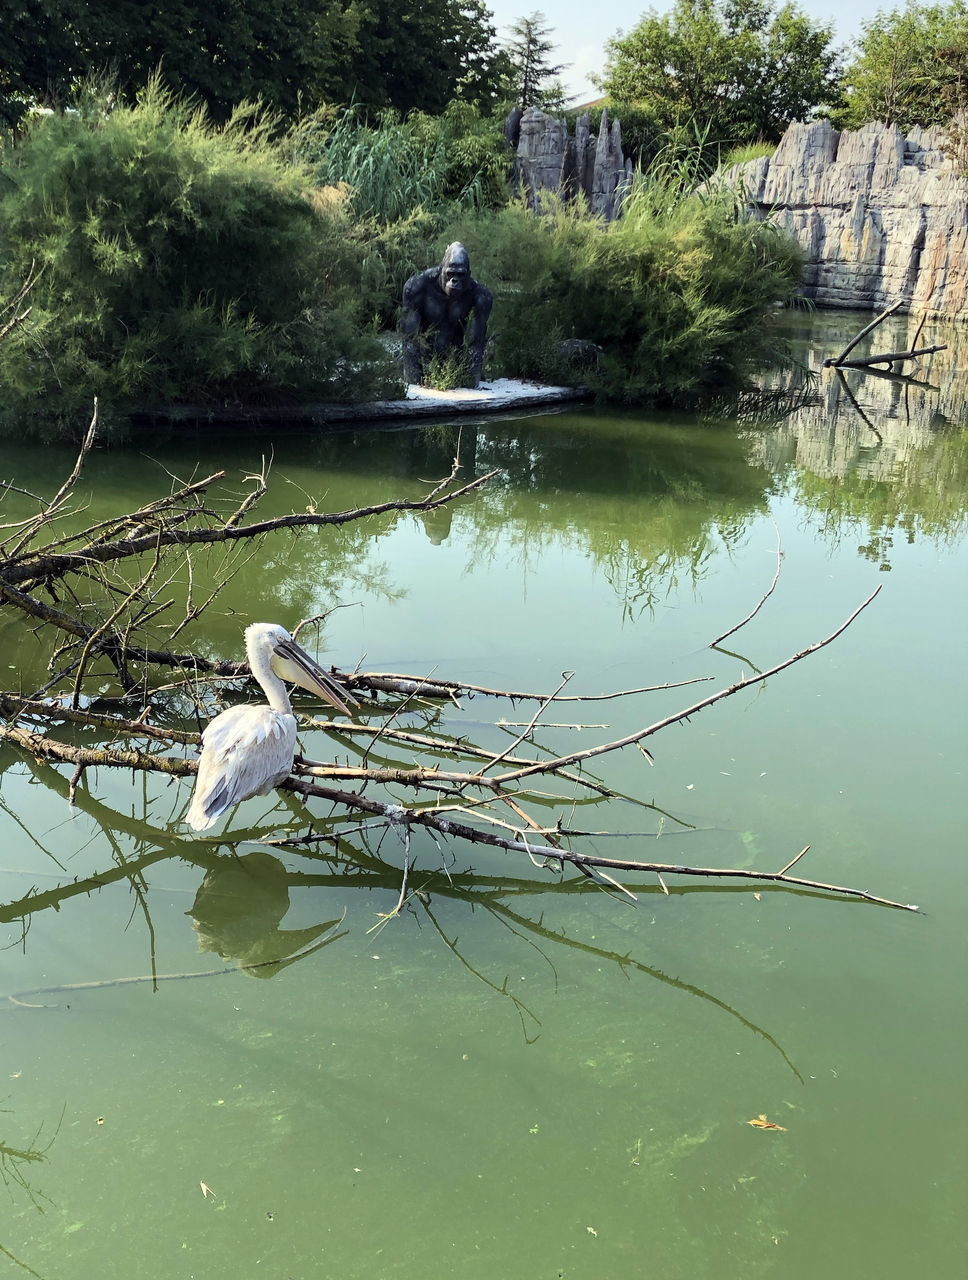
xmin=0 ymin=80 xmax=396 ymax=440
xmin=449 ymin=175 xmax=802 ymax=403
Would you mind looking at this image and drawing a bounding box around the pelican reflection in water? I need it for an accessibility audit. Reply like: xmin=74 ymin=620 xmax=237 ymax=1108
xmin=187 ymin=623 xmax=357 ymax=831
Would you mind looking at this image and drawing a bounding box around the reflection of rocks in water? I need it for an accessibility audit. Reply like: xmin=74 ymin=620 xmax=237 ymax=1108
xmin=188 ymin=851 xmax=336 ymax=977
xmin=749 ymin=314 xmax=968 ymax=484
xmin=744 ymin=314 xmax=968 ymax=566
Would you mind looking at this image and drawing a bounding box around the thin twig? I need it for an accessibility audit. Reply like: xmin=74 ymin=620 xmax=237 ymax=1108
xmin=778 ymin=845 xmax=810 ymax=876
xmin=492 ymin=587 xmax=883 ymax=787
xmin=349 ymin=672 xmax=714 ymax=703
xmin=709 ymin=522 xmax=782 ymax=647
xmin=474 ymin=671 xmax=574 ymax=776
xmin=70 ymin=532 xmax=165 ymax=704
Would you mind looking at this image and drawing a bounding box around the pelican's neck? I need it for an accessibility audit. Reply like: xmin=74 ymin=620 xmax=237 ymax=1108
xmin=247 ymin=633 xmax=292 ymax=715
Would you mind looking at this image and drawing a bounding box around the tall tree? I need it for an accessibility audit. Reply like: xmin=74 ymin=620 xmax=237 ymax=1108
xmin=0 ymin=1 xmax=89 ymax=126
xmin=344 ymin=0 xmax=508 ymax=114
xmin=599 ymin=0 xmax=843 ymax=144
xmin=0 ymin=1 xmax=507 ymax=124
xmin=835 ymin=1 xmax=968 ymax=131
xmin=454 ymin=1 xmax=514 ymax=111
xmin=502 ymin=11 xmax=568 ymax=110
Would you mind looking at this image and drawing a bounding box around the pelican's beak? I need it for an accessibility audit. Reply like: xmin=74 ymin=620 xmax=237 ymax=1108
xmin=272 ymin=638 xmax=359 ymax=717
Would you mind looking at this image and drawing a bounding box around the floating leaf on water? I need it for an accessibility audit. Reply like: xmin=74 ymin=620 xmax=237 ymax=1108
xmin=747 ymin=1114 xmax=786 ymax=1131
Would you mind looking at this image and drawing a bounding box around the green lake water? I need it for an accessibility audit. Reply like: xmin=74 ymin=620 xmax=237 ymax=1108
xmin=1 ymin=311 xmax=966 ymax=1279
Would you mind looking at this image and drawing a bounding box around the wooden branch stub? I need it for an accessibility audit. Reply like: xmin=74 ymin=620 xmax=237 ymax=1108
xmin=822 ymin=298 xmax=947 ymax=371
xmin=829 ymin=343 xmax=947 ymax=370
xmin=823 ymin=301 xmax=903 ymax=366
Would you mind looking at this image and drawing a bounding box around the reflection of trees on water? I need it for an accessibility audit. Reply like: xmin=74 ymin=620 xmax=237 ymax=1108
xmin=4 ymin=313 xmax=963 ymax=632
xmin=745 ymin=313 xmax=968 ymax=565
xmin=466 ymin=421 xmax=771 ymax=619
xmin=288 ymin=415 xmax=771 ymax=621
xmin=282 ymin=316 xmax=967 ymax=605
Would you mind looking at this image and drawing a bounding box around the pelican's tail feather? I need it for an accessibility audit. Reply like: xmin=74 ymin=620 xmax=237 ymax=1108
xmin=186 ymin=769 xmax=231 ymax=831
xmin=186 ymin=791 xmax=224 ymax=831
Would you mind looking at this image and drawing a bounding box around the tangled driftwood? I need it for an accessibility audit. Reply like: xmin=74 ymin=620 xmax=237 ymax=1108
xmin=0 ymin=404 xmax=916 ymax=913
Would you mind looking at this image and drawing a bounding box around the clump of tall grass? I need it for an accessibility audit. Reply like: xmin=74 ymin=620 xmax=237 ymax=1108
xmin=290 ymin=101 xmax=509 ymax=224
xmin=718 ymin=141 xmax=776 ymax=169
xmin=621 ymin=124 xmax=716 ymax=221
xmin=0 ymin=78 xmax=397 ymax=439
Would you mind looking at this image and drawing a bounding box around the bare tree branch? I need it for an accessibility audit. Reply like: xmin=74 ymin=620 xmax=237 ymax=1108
xmin=0 ymin=432 xmax=911 ymax=918
xmin=489 ymin=587 xmax=883 ymax=787
xmin=709 ymin=521 xmax=782 ymax=647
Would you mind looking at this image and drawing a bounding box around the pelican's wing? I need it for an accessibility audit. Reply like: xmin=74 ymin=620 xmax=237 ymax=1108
xmin=187 ymin=705 xmax=297 ymax=831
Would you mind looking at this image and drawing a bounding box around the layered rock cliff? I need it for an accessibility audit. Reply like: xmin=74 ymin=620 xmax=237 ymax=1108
xmin=732 ymin=120 xmax=968 ymax=319
xmin=510 ymin=107 xmax=633 ymax=220
xmin=509 ymin=112 xmax=967 ymax=319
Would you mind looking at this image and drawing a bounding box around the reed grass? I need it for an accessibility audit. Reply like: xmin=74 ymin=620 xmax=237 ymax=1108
xmin=290 ymin=102 xmax=509 ymax=224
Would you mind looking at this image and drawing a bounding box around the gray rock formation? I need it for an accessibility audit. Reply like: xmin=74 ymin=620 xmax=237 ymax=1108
xmin=729 ymin=120 xmax=968 ymax=319
xmin=512 ymin=107 xmax=633 ymax=219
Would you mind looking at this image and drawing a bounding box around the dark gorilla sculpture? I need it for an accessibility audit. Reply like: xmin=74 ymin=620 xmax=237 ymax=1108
xmin=400 ymin=242 xmax=493 ymax=388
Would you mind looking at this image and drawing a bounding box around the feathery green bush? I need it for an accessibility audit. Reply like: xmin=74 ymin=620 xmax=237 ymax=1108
xmin=0 ymin=80 xmax=395 ymax=440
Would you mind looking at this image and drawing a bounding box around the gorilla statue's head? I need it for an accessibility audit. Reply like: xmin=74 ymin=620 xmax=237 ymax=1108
xmin=440 ymin=242 xmax=471 ymax=297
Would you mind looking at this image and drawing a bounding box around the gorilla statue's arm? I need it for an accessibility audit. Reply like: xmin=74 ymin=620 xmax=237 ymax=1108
xmin=466 ymin=282 xmax=493 ymax=387
xmin=400 ymin=272 xmax=428 ymax=385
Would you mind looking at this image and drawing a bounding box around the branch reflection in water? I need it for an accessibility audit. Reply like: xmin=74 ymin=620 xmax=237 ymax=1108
xmin=0 ymin=755 xmax=806 ymax=1082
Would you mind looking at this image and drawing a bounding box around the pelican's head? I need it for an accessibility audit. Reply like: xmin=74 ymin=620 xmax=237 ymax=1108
xmin=245 ymin=623 xmax=358 ymax=717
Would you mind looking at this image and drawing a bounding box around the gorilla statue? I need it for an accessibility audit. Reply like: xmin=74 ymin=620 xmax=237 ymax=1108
xmin=400 ymin=242 xmax=493 ymax=388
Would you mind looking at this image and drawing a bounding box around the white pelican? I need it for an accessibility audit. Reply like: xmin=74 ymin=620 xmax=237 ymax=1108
xmin=187 ymin=623 xmax=357 ymax=831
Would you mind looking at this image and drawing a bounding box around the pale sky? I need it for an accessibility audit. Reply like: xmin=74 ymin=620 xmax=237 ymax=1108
xmin=487 ymin=1 xmax=888 ymax=102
